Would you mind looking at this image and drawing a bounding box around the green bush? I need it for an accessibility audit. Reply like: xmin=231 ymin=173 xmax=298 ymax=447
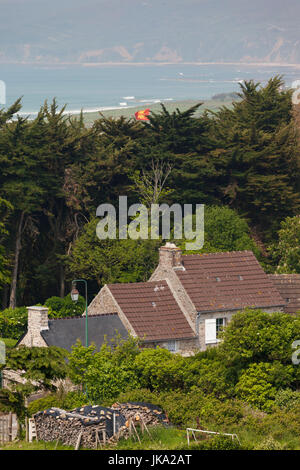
xmin=28 ymin=395 xmax=62 ymax=416
xmin=274 ymin=389 xmax=300 ymax=410
xmin=179 ymin=435 xmax=244 ymax=450
xmin=133 ymin=348 xmax=186 ymax=391
xmin=0 ymin=307 xmax=27 ymax=339
xmin=254 ymin=436 xmax=284 ymax=450
xmin=45 ymin=294 xmax=85 ymax=318
xmin=28 ymin=391 xmax=88 ymax=416
xmin=235 ymin=362 xmax=295 ymax=412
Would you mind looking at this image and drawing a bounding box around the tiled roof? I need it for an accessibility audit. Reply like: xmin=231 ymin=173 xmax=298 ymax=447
xmin=268 ymin=274 xmax=300 ymax=315
xmin=175 ymin=251 xmax=285 ymax=312
xmin=41 ymin=313 xmax=128 ymax=351
xmin=108 ymin=281 xmax=195 ymax=342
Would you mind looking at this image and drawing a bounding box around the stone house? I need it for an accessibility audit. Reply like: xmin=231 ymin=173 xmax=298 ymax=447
xmin=15 ymin=243 xmax=300 ymax=357
xmin=87 ymin=243 xmax=287 ymax=354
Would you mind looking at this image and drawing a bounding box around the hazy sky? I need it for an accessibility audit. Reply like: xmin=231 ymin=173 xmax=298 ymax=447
xmin=0 ymin=0 xmax=299 ymax=63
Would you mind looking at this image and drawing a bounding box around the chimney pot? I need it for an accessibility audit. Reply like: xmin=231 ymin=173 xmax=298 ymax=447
xmin=159 ymin=243 xmax=183 ymax=269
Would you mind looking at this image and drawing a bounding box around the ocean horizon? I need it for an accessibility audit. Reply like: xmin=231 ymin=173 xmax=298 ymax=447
xmin=1 ymin=62 xmax=300 ymax=116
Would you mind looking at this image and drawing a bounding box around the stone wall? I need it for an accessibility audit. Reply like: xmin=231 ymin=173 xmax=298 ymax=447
xmin=87 ymin=285 xmax=117 ymax=316
xmin=143 ymin=338 xmax=198 ymax=356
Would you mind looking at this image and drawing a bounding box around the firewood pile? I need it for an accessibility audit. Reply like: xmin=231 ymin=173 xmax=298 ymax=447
xmin=34 ymin=402 xmax=169 ymax=448
xmin=111 ymin=402 xmax=169 ymax=428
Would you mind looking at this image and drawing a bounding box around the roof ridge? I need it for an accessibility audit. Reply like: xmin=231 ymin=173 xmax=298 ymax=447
xmin=182 ymin=250 xmax=254 ymax=257
xmin=49 ymin=312 xmax=118 ymax=321
xmin=108 ymin=280 xmax=168 ymax=288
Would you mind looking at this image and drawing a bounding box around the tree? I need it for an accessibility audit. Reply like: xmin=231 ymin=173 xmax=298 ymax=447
xmin=178 ymin=205 xmax=261 ymax=256
xmin=270 ymin=215 xmax=300 ymax=273
xmin=65 ymin=217 xmax=160 ymax=287
xmin=129 ymin=158 xmax=174 ymax=206
xmin=208 ymin=77 xmax=300 ymax=239
xmin=219 ymin=309 xmax=300 ymax=369
xmin=0 ymin=115 xmax=49 ymax=308
xmin=235 ymin=362 xmax=295 ymax=412
xmin=0 ymin=345 xmax=68 ymax=421
xmin=0 ymin=197 xmax=13 ymax=287
xmin=68 ymin=336 xmax=140 ymax=402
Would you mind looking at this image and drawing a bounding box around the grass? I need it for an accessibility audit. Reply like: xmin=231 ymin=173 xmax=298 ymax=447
xmin=0 ymin=427 xmax=197 ymax=451
xmin=78 ymin=98 xmax=235 ymax=126
xmin=2 ymin=424 xmax=298 ymax=450
xmin=0 ymin=440 xmax=76 ymax=451
xmin=110 ymin=426 xmax=188 ymax=450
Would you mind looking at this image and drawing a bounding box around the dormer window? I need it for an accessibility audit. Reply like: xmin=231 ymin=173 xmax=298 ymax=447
xmin=216 ymin=277 xmax=221 ymax=282
xmin=238 ymin=275 xmax=243 ymax=280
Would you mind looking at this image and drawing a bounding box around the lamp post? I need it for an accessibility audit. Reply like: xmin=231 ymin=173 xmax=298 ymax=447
xmin=71 ymin=279 xmax=89 ymax=398
xmin=71 ymin=279 xmax=88 ymax=349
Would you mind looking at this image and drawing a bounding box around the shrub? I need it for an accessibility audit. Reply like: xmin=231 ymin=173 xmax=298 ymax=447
xmin=274 ymin=389 xmax=300 ymax=410
xmin=0 ymin=307 xmax=27 ymax=339
xmin=179 ymin=435 xmax=244 ymax=450
xmin=133 ymin=348 xmax=186 ymax=391
xmin=254 ymin=436 xmax=284 ymax=450
xmin=235 ymin=362 xmax=295 ymax=412
xmin=45 ymin=294 xmax=85 ymax=318
xmin=28 ymin=391 xmax=88 ymax=416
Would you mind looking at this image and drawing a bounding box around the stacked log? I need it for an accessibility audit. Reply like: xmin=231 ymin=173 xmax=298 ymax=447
xmin=34 ymin=407 xmax=124 ymax=448
xmin=34 ymin=402 xmax=169 ymax=448
xmin=111 ymin=402 xmax=169 ymax=427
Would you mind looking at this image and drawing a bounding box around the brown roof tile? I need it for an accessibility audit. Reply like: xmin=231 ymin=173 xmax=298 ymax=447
xmin=175 ymin=251 xmax=285 ymax=312
xmin=268 ymin=274 xmax=300 ymax=315
xmin=107 ymin=280 xmax=195 ymax=342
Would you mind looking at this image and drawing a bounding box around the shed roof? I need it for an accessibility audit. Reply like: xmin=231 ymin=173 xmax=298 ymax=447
xmin=41 ymin=313 xmax=128 ymax=351
xmin=175 ymin=251 xmax=285 ymax=312
xmin=107 ymin=280 xmax=195 ymax=342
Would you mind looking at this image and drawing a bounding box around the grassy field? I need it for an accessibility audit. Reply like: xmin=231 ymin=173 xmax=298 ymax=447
xmin=1 ymin=423 xmax=298 ymax=450
xmin=0 ymin=427 xmax=213 ymax=451
xmin=78 ymin=98 xmax=235 ymax=126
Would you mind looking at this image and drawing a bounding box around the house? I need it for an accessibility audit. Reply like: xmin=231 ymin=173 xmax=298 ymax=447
xmin=268 ymin=274 xmax=300 ymax=315
xmin=17 ymin=243 xmax=300 ymax=356
xmin=87 ymin=243 xmax=286 ymax=354
xmin=18 ymin=307 xmax=128 ymax=350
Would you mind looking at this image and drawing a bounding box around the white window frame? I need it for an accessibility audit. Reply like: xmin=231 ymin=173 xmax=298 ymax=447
xmin=165 ymin=340 xmax=178 ymax=352
xmin=205 ymin=318 xmax=226 ymax=344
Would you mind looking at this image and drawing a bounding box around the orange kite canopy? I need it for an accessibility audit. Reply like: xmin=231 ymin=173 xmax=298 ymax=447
xmin=135 ymin=108 xmax=150 ymax=121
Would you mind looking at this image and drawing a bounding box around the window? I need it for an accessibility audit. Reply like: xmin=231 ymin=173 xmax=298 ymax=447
xmin=205 ymin=318 xmax=226 ymax=344
xmin=216 ymin=318 xmax=225 ymax=338
xmin=166 ymin=340 xmax=178 ymax=352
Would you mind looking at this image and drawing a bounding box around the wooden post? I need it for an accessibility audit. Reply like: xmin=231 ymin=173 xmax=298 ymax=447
xmin=75 ymin=432 xmax=82 ymax=450
xmin=8 ymin=412 xmax=12 ymax=442
xmin=113 ymin=412 xmax=116 ymax=435
xmin=131 ymin=421 xmax=141 ymax=444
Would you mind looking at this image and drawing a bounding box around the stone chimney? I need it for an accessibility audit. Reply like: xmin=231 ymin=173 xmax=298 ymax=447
xmin=26 ymin=306 xmax=49 ymax=346
xmin=159 ymin=242 xmax=184 ymax=270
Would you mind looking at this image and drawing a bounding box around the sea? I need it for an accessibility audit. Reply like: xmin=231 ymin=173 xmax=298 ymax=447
xmin=1 ymin=62 xmax=300 ymax=117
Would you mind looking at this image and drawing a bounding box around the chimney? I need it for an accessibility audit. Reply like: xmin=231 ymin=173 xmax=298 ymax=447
xmin=27 ymin=306 xmax=49 ymax=338
xmin=159 ymin=242 xmax=184 ymax=270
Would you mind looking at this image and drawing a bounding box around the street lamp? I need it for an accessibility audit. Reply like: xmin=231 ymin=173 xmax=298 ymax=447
xmin=71 ymin=279 xmax=89 ymax=398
